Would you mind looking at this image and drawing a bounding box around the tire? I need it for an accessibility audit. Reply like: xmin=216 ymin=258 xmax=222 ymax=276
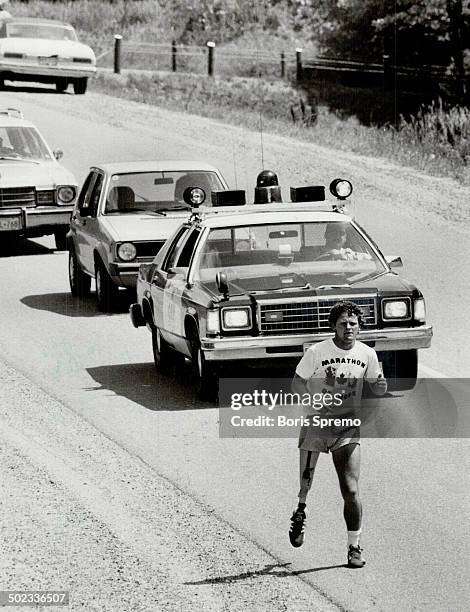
xmin=190 ymin=330 xmax=218 ymax=401
xmin=95 ymin=261 xmax=118 ymax=312
xmin=54 ymin=227 xmax=68 ymax=250
xmin=73 ymin=77 xmax=88 ymax=95
xmin=56 ymin=78 xmax=68 ymax=93
xmin=151 ymin=327 xmax=173 ymax=375
xmin=69 ymin=249 xmax=91 ymax=297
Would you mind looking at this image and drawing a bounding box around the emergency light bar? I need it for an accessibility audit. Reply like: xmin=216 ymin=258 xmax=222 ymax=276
xmin=211 ymin=190 xmax=246 ymax=207
xmin=290 ymin=185 xmax=325 ymax=202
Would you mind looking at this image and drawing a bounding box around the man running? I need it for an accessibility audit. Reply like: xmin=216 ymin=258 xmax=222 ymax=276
xmin=289 ymin=301 xmax=387 ymax=567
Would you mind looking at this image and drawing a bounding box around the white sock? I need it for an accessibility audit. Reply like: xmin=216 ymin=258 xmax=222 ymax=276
xmin=347 ymin=529 xmax=361 ymax=548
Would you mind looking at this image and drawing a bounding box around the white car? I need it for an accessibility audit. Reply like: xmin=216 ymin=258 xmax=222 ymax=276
xmin=0 ymin=108 xmax=78 ymax=249
xmin=0 ymin=17 xmax=96 ymax=94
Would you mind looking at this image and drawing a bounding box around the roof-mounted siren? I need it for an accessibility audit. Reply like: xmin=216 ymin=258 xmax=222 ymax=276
xmin=183 ymin=186 xmax=206 ymax=208
xmin=290 ymin=186 xmax=325 ymax=202
xmin=211 ymin=190 xmax=246 ymax=207
xmin=254 ymin=169 xmax=282 ymax=204
xmin=329 ymin=178 xmax=353 ymax=200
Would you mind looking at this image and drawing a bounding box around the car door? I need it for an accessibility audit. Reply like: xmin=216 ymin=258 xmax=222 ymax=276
xmin=79 ymin=172 xmax=105 ymax=275
xmin=70 ymin=171 xmax=95 ymax=273
xmin=151 ymin=227 xmax=201 ymax=347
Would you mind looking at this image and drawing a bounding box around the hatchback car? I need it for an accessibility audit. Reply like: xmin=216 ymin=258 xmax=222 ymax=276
xmin=0 ymin=107 xmax=77 ymax=249
xmin=130 ymin=177 xmax=432 ymax=399
xmin=67 ymin=160 xmax=228 ymax=311
xmin=0 ymin=17 xmax=96 ymax=94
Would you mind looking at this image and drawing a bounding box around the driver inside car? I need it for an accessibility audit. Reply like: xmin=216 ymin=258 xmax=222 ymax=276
xmin=320 ymin=222 xmax=371 ymax=261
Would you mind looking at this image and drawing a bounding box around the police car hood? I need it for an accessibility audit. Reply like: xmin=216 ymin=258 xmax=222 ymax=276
xmin=0 ymin=159 xmax=76 ymax=188
xmin=202 ymin=271 xmax=415 ymax=300
xmin=0 ymin=38 xmax=95 ymax=60
xmin=102 ymin=213 xmax=188 ymax=242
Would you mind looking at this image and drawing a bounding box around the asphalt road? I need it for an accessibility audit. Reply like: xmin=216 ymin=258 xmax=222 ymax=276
xmin=0 ymin=87 xmax=469 ymax=611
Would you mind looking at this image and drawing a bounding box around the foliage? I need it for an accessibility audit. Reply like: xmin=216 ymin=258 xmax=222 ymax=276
xmin=287 ymin=0 xmax=470 ymax=68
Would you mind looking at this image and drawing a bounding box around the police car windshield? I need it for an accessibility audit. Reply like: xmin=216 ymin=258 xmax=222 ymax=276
xmin=0 ymin=126 xmax=52 ymax=160
xmin=104 ymin=170 xmax=224 ymax=214
xmin=196 ymin=222 xmax=386 ymax=290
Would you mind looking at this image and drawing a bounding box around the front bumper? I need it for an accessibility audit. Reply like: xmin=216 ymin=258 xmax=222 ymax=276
xmin=0 ymin=62 xmax=96 ymax=79
xmin=0 ymin=206 xmax=73 ymax=234
xmin=201 ymin=325 xmax=433 ymax=361
xmin=109 ymin=262 xmax=147 ymax=289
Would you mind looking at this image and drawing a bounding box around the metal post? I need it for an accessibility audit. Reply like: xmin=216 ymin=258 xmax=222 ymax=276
xmin=172 ymin=39 xmax=177 ymax=72
xmin=207 ymin=41 xmax=215 ymax=77
xmin=295 ymin=47 xmax=303 ymax=82
xmin=281 ymin=52 xmax=285 ymax=78
xmin=114 ymin=35 xmax=122 ymax=74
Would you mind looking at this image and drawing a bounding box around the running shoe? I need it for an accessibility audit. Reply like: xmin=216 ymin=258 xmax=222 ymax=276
xmin=289 ymin=508 xmax=306 ymax=548
xmin=348 ymin=544 xmax=366 ymax=568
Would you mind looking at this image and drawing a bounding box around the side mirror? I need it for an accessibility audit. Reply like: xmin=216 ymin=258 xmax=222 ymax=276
xmin=167 ymin=266 xmax=186 ymax=276
xmin=78 ymin=205 xmax=92 ymax=217
xmin=216 ymin=271 xmax=229 ymax=299
xmin=54 ymin=149 xmax=63 ymax=161
xmin=385 ymin=255 xmax=403 ymax=269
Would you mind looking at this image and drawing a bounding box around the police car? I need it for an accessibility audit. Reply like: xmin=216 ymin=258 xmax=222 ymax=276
xmin=130 ymin=171 xmax=433 ymax=400
xmin=0 ymin=107 xmax=77 ymax=249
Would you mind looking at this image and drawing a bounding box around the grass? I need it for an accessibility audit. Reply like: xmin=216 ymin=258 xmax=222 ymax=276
xmin=10 ymin=0 xmax=470 ymax=184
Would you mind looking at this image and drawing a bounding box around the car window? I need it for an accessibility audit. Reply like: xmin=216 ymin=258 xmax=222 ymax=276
xmin=0 ymin=127 xmax=52 ymax=160
xmin=89 ymin=173 xmax=104 ymax=217
xmin=162 ymin=227 xmax=191 ymax=272
xmin=104 ymin=171 xmax=225 ymax=214
xmin=176 ymin=229 xmax=201 ymax=268
xmin=77 ymin=171 xmax=95 ymax=211
xmin=7 ymin=23 xmax=78 ymax=41
xmin=197 ymin=221 xmax=386 ymax=289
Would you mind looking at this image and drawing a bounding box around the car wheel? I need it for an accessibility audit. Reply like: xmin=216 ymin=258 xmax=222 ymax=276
xmin=190 ymin=331 xmax=218 ymax=401
xmin=95 ymin=261 xmax=118 ymax=312
xmin=56 ymin=78 xmax=68 ymax=93
xmin=73 ymin=77 xmax=88 ymax=95
xmin=151 ymin=327 xmax=173 ymax=375
xmin=54 ymin=228 xmax=68 ymax=250
xmin=69 ymin=249 xmax=91 ymax=297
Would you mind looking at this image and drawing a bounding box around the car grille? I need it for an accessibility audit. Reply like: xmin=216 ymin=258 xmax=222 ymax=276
xmin=258 ymin=295 xmax=377 ymax=334
xmin=134 ymin=240 xmax=166 ymax=260
xmin=0 ymin=187 xmax=36 ymax=209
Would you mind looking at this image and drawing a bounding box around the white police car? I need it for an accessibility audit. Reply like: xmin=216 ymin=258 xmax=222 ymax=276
xmin=0 ymin=107 xmax=77 ymax=249
xmin=131 ymin=172 xmax=432 ymax=400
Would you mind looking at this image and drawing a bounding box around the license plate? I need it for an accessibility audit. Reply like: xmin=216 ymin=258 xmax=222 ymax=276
xmin=38 ymin=56 xmax=58 ymax=66
xmin=0 ymin=216 xmax=22 ymax=231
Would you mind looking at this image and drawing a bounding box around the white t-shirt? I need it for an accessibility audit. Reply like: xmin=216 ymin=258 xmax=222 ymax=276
xmin=296 ymin=338 xmax=382 ymax=412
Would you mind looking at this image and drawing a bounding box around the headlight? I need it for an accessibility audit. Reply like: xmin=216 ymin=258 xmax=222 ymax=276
xmin=222 ymin=307 xmax=252 ymax=330
xmin=57 ymin=186 xmax=76 ymax=204
xmin=206 ymin=310 xmax=220 ymax=334
xmin=382 ymin=299 xmax=410 ymax=319
xmin=117 ymin=242 xmax=137 ymax=262
xmin=413 ymin=298 xmax=426 ymax=322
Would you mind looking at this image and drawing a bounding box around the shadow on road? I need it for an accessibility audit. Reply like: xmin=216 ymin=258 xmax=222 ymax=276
xmin=0 ymin=237 xmax=53 ymax=258
xmin=184 ymin=561 xmax=346 ymax=585
xmin=85 ymin=361 xmax=213 ymax=411
xmin=21 ymin=291 xmax=134 ymax=317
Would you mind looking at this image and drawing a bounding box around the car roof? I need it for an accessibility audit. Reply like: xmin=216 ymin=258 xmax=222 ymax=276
xmin=194 ymin=205 xmax=353 ymax=228
xmin=92 ymin=160 xmax=224 ymax=174
xmin=0 ymin=111 xmax=35 ymax=129
xmin=9 ymin=18 xmax=73 ymax=28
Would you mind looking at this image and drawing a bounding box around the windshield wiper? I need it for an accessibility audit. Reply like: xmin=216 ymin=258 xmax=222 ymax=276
xmin=107 ymin=208 xmax=167 ymax=216
xmin=0 ymin=155 xmax=36 ymax=162
xmin=161 ymin=205 xmax=192 ymax=211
